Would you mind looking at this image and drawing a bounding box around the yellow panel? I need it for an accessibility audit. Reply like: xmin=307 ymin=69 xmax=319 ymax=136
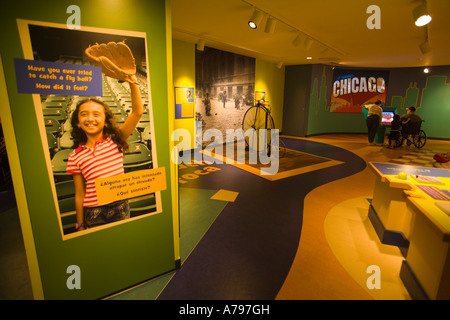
xmin=181 ymin=102 xmax=194 ymax=118
xmin=211 ymin=189 xmax=239 ymax=202
xmin=324 ymin=196 xmax=411 ymax=300
xmin=95 ymin=168 xmax=167 ymax=206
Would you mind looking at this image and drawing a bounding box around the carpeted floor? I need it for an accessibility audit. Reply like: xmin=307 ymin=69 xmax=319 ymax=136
xmin=2 ymin=134 xmax=450 ymax=300
xmin=276 ymin=134 xmax=450 ymax=300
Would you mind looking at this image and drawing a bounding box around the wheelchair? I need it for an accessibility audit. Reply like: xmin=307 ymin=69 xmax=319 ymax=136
xmin=394 ymin=120 xmax=427 ymax=149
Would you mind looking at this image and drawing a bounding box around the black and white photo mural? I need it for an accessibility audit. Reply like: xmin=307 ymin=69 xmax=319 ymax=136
xmin=195 ymin=47 xmax=255 ymax=148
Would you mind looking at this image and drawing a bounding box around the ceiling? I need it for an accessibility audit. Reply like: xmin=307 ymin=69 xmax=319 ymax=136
xmin=171 ymin=0 xmax=450 ymax=68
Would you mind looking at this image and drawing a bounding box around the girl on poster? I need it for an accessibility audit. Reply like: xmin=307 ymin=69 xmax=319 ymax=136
xmin=66 ymin=42 xmax=143 ymax=231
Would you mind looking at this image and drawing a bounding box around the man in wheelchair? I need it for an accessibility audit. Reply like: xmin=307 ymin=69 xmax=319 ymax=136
xmin=401 ymin=106 xmax=422 ymax=135
xmin=398 ymin=106 xmax=426 ymax=148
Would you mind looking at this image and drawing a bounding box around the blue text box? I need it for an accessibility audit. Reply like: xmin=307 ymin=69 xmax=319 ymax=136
xmin=15 ymin=58 xmax=102 ymax=96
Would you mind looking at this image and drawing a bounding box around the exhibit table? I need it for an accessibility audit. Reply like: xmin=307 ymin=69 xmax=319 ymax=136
xmin=401 ymin=196 xmax=450 ymax=300
xmin=368 ymin=162 xmax=450 ymax=299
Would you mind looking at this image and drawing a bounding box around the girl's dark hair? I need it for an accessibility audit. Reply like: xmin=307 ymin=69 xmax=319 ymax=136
xmin=70 ymin=98 xmax=129 ymax=152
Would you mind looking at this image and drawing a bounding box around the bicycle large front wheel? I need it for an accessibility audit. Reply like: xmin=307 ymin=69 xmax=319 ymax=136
xmin=242 ymin=106 xmax=275 ymax=151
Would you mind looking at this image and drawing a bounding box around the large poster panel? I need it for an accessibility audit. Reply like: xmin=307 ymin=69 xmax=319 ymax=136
xmin=195 ymin=47 xmax=255 ymax=147
xmin=1 ymin=1 xmax=174 ymax=300
xmin=18 ymin=20 xmax=164 ymax=239
xmin=330 ymin=68 xmax=389 ymax=113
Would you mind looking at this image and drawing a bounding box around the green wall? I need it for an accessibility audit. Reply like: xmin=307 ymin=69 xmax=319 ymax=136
xmin=0 ymin=0 xmax=176 ymax=299
xmin=307 ymin=65 xmax=368 ymax=136
xmin=418 ymin=76 xmax=450 ymax=138
xmin=387 ymin=68 xmax=450 ymax=139
xmin=284 ymin=64 xmax=450 ymax=139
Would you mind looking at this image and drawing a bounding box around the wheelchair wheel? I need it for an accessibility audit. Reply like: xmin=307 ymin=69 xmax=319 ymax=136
xmin=413 ymin=130 xmax=427 ymax=149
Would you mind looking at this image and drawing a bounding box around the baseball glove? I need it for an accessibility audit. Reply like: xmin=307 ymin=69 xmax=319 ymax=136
xmin=85 ymin=40 xmax=137 ymax=83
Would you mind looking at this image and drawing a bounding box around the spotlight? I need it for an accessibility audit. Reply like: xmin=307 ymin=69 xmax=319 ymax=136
xmin=248 ymin=9 xmax=263 ymax=29
xmin=413 ymin=3 xmax=432 ymax=26
xmin=264 ymin=16 xmax=277 ymax=34
xmin=303 ymin=37 xmax=313 ymax=51
xmin=197 ymin=39 xmax=205 ymax=51
xmin=424 ymin=67 xmax=429 ymax=73
xmin=419 ymin=40 xmax=431 ymax=54
xmin=292 ymin=34 xmax=301 ymax=46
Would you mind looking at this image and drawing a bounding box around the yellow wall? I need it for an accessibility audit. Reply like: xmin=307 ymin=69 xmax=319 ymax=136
xmin=172 ymin=39 xmax=196 ymax=148
xmin=255 ymin=59 xmax=285 ymax=131
xmin=172 ymin=39 xmax=286 ymax=141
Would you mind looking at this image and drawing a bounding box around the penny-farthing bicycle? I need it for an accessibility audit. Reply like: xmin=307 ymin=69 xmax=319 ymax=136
xmin=242 ymin=99 xmax=285 ymax=157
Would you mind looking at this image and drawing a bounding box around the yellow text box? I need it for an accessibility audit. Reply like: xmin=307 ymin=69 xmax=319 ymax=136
xmin=181 ymin=102 xmax=194 ymax=118
xmin=95 ymin=167 xmax=166 ymax=205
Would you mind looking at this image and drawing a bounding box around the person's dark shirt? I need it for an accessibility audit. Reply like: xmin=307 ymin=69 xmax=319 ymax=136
xmin=404 ymin=113 xmax=422 ymax=122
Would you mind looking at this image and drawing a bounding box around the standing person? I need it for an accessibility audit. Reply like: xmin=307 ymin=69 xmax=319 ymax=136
xmin=387 ymin=114 xmax=401 ymax=149
xmin=66 ymin=80 xmax=143 ymax=231
xmin=234 ymin=93 xmax=240 ymax=110
xmin=203 ymin=92 xmax=211 ymax=116
xmin=364 ymin=100 xmax=383 ymax=145
xmin=221 ymin=91 xmax=227 ymax=108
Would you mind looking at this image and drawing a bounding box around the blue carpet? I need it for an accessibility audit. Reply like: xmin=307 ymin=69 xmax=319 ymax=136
xmin=157 ymin=137 xmax=366 ymax=299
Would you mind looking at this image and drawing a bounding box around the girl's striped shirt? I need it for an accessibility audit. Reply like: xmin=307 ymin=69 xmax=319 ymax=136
xmin=66 ymin=137 xmax=124 ymax=207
